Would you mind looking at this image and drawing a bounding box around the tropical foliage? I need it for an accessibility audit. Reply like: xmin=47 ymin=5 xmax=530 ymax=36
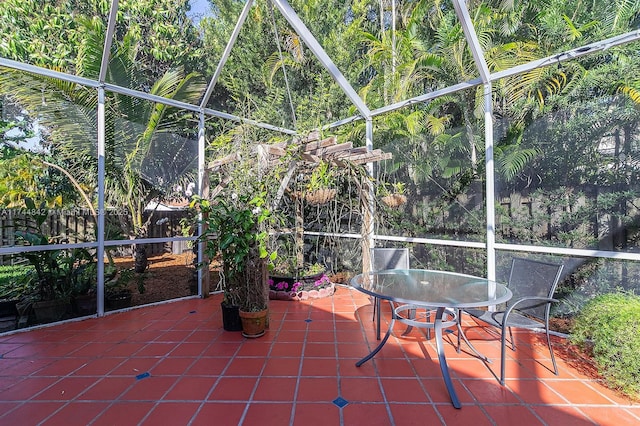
xmin=1 ymin=0 xmax=639 ymax=315
xmin=1 ymin=3 xmax=205 ymax=243
xmin=571 ymin=292 xmax=640 ymax=399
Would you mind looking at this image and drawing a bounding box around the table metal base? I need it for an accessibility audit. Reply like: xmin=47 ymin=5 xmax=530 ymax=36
xmin=357 ymin=301 xmax=462 ymax=409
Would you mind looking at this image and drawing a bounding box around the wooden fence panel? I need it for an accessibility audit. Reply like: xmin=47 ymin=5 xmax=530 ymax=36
xmin=1 ymin=209 xmax=190 ymax=265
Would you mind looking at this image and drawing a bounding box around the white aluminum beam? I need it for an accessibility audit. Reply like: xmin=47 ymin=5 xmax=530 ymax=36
xmin=270 ymin=0 xmax=371 ymax=118
xmin=369 ymin=234 xmax=640 ymax=262
xmin=98 ymin=0 xmax=119 ymax=83
xmin=97 ymin=87 xmax=106 ymax=316
xmin=197 ymin=112 xmax=206 ymax=298
xmin=322 ymin=114 xmax=362 ymax=131
xmin=0 ymin=57 xmax=101 ymax=88
xmin=0 ymin=59 xmax=296 ymax=136
xmin=373 ymin=235 xmax=486 ymax=249
xmin=483 ymin=82 xmax=496 ymax=304
xmin=365 ymin=118 xmax=375 ymax=253
xmin=0 ymin=237 xmax=196 ymax=256
xmin=370 ymin=79 xmax=483 ymax=117
xmin=201 ymin=106 xmax=297 ymax=135
xmin=102 ymin=83 xmax=296 ymax=134
xmin=326 ymin=29 xmax=640 ymax=126
xmin=0 ymin=242 xmax=99 ymax=255
xmin=483 ymin=83 xmax=496 ymax=283
xmin=200 ymin=0 xmax=255 ymax=108
xmin=325 ymin=79 xmax=482 ymax=129
xmin=494 ymin=243 xmax=640 ymax=261
xmin=490 ymin=29 xmax=640 ymax=81
xmin=452 ymin=0 xmax=491 ymax=83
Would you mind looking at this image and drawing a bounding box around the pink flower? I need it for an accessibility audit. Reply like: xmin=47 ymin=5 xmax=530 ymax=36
xmin=314 ymin=274 xmax=330 ymax=287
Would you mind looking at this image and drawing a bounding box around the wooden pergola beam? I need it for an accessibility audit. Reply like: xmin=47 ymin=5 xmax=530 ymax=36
xmin=293 ymin=129 xmax=320 ymax=144
xmin=263 ymin=144 xmax=287 ymax=157
xmin=206 ymin=152 xmax=240 ymax=171
xmin=322 ymin=142 xmax=353 ymax=156
xmin=256 ymin=131 xmax=392 ymax=169
xmin=348 ymin=151 xmax=393 ymax=165
xmin=303 ymin=136 xmax=337 ymax=153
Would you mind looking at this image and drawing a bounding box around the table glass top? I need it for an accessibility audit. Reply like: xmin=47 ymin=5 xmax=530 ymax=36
xmin=351 ymin=269 xmax=512 ymax=308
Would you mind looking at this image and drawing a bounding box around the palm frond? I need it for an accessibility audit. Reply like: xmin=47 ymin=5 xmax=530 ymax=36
xmin=496 ymin=144 xmax=540 ymax=182
xmin=619 ymin=85 xmax=640 ymax=105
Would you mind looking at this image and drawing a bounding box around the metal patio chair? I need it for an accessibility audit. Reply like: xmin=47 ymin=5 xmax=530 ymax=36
xmin=461 ymin=257 xmax=564 ymax=384
xmin=370 ymin=248 xmax=410 ymax=339
xmin=369 ymin=248 xmax=450 ymax=339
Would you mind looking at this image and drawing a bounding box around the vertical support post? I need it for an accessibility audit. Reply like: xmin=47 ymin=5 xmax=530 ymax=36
xmin=362 ymin=118 xmax=375 ymax=274
xmin=197 ymin=112 xmax=209 ymax=297
xmin=484 ymin=83 xmax=497 ymax=300
xmin=96 ymin=87 xmax=106 ymax=316
xmin=295 ymin=192 xmax=304 ymax=269
xmin=391 ymin=0 xmax=397 ymax=75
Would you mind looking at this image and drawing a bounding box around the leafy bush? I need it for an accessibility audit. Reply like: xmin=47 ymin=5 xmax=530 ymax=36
xmin=571 ymin=292 xmax=640 ymax=399
xmin=0 ymin=264 xmax=35 ymax=299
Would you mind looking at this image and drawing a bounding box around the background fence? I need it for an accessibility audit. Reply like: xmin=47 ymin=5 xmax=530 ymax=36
xmin=0 ymin=209 xmax=189 ymax=265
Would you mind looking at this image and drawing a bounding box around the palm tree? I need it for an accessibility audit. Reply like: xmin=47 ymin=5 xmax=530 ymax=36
xmin=0 ymin=18 xmax=205 ymax=269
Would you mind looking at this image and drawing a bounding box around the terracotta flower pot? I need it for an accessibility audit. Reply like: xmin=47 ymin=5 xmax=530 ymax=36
xmin=305 ymin=188 xmax=336 ymax=205
xmin=381 ymin=194 xmax=407 ymax=208
xmin=239 ymin=308 xmax=268 ymax=338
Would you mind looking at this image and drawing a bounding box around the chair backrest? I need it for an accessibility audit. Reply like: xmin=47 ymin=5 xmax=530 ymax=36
xmin=506 ymin=257 xmax=564 ymax=320
xmin=370 ymin=247 xmax=410 ymax=271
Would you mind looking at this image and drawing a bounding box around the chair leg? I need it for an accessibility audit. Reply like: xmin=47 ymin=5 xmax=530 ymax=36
xmin=370 ymin=296 xmax=382 ymax=340
xmin=500 ymin=325 xmax=508 ymax=385
xmin=375 ymin=297 xmax=381 ymax=340
xmin=508 ymin=327 xmax=516 ymax=351
xmin=546 ymin=328 xmax=559 ymax=375
xmin=372 ymin=296 xmax=377 ymax=321
xmin=456 ymin=309 xmax=462 ymax=353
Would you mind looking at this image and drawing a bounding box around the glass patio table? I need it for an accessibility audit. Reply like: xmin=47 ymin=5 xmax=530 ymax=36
xmin=351 ymin=269 xmax=512 ymax=409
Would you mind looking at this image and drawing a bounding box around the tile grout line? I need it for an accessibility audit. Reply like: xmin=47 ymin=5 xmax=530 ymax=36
xmin=188 ymin=314 xmax=248 ymax=425
xmin=145 ymin=307 xmax=219 ymax=426
xmin=1 ymin=293 xmax=638 ymax=425
xmin=291 ymin=302 xmax=318 ymax=426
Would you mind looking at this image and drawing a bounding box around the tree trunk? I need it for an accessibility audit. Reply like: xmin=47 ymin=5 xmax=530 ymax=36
xmin=134 ymin=244 xmax=148 ymax=273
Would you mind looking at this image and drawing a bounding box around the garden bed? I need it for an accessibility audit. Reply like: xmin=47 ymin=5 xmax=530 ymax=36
xmin=112 ymin=252 xmax=197 ymax=305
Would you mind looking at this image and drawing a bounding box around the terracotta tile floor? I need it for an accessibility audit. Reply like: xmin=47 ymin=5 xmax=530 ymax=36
xmin=0 ymin=287 xmax=638 ymax=425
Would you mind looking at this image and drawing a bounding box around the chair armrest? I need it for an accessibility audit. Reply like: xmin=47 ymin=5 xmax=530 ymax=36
xmin=509 ymin=296 xmax=557 ymax=306
xmin=502 ymin=296 xmax=558 ymax=320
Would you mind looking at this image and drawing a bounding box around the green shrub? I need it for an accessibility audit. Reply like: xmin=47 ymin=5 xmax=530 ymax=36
xmin=0 ymin=264 xmax=35 ymax=299
xmin=571 ymin=292 xmax=640 ymax=399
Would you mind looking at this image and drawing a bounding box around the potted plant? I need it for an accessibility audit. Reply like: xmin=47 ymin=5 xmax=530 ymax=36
xmin=379 ymin=181 xmax=407 ymax=208
xmin=104 ymin=267 xmax=146 ymax=310
xmin=70 ymin=258 xmax=98 ymax=316
xmin=305 ymin=160 xmax=337 ymax=205
xmin=0 ymin=263 xmax=36 ymax=331
xmin=12 ymin=198 xmax=97 ymax=323
xmin=192 ymin=191 xmax=273 ymax=337
xmin=268 ymin=261 xmax=335 ymax=301
xmin=237 ymin=245 xmax=270 ymax=337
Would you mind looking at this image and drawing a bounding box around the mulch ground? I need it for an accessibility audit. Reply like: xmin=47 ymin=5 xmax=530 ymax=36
xmin=112 ymin=252 xmax=198 ymax=305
